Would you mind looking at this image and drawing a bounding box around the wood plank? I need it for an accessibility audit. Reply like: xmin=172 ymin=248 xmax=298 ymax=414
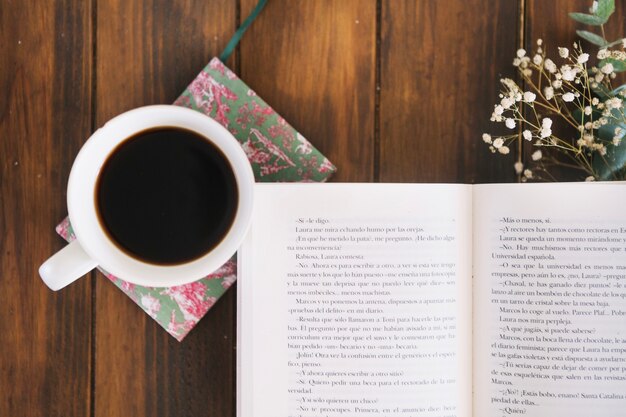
xmin=94 ymin=1 xmax=237 ymax=416
xmin=240 ymin=0 xmax=377 ymax=182
xmin=525 ymin=0 xmax=626 ymax=181
xmin=380 ymin=0 xmax=519 ymax=183
xmin=527 ymin=0 xmax=626 ymax=61
xmin=0 ymin=0 xmax=93 ymax=416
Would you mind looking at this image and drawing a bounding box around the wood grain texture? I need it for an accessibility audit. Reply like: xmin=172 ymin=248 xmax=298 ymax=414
xmin=525 ymin=0 xmax=626 ymax=181
xmin=0 ymin=0 xmax=93 ymax=416
xmin=380 ymin=0 xmax=519 ymax=183
xmin=240 ymin=0 xmax=377 ymax=182
xmin=8 ymin=1 xmax=620 ymax=416
xmin=527 ymin=0 xmax=626 ymax=61
xmin=94 ymin=1 xmax=236 ymax=416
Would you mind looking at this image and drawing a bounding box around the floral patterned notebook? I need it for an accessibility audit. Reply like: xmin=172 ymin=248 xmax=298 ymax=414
xmin=56 ymin=57 xmax=336 ymax=341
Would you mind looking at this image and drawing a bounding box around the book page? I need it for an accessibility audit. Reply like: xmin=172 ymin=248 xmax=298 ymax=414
xmin=238 ymin=183 xmax=472 ymax=417
xmin=473 ymin=183 xmax=626 ymax=417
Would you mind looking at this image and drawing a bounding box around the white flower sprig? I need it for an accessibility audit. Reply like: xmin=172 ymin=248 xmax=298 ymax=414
xmin=483 ymin=38 xmax=626 ymax=181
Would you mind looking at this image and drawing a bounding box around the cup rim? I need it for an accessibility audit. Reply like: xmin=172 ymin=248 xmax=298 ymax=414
xmin=67 ymin=105 xmax=254 ymax=287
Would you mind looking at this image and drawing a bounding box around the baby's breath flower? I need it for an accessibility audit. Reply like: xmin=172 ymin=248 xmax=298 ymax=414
xmin=605 ymin=97 xmax=623 ymax=110
xmin=544 ymin=59 xmax=557 ymax=73
xmin=612 ymin=50 xmax=626 ymax=59
xmin=491 ymin=105 xmax=505 ymax=121
xmin=560 ymin=65 xmax=577 ymax=81
xmin=542 ymin=118 xmax=553 ymax=129
xmin=485 ymin=37 xmax=626 ymax=181
xmin=595 ymin=72 xmax=605 ymax=83
xmin=501 ymin=78 xmax=520 ymax=91
xmin=505 ymin=118 xmax=516 ymax=129
xmin=544 ymin=86 xmax=554 ymax=100
xmin=501 ymin=96 xmax=515 ymax=109
xmin=523 ymin=91 xmax=536 ymax=102
xmin=562 ymin=92 xmax=576 ymax=102
xmin=519 ymin=57 xmax=531 ymax=69
xmin=601 ymin=63 xmax=614 ymax=74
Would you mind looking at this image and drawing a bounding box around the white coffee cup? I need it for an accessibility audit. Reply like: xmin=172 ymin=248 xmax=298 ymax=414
xmin=39 ymin=105 xmax=254 ymax=290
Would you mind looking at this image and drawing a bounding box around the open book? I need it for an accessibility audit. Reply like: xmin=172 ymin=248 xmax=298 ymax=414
xmin=238 ymin=183 xmax=626 ymax=417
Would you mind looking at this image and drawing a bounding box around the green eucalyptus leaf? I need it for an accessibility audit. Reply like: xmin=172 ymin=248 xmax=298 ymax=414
xmin=611 ymin=84 xmax=626 ymax=96
xmin=603 ymin=38 xmax=626 ymax=48
xmin=592 ymin=130 xmax=626 ymax=180
xmin=596 ymin=0 xmax=615 ymax=21
xmin=593 ymin=103 xmax=626 ymax=180
xmin=571 ymin=89 xmax=626 ymax=179
xmin=592 ymin=148 xmax=626 ymax=179
xmin=599 ymin=57 xmax=626 ymax=73
xmin=569 ymin=12 xmax=605 ymax=25
xmin=576 ymin=30 xmax=606 ymax=46
xmin=597 ymin=123 xmax=624 ymax=142
xmin=591 ymin=83 xmax=612 ymax=100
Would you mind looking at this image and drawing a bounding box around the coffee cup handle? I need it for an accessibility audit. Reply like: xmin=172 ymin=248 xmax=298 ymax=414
xmin=39 ymin=240 xmax=99 ymax=291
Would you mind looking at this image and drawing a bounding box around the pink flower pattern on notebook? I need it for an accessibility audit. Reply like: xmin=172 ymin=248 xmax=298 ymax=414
xmin=56 ymin=57 xmax=335 ymax=341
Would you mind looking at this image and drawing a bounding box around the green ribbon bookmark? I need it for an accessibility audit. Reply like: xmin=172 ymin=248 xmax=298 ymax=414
xmin=219 ymin=0 xmax=268 ymax=62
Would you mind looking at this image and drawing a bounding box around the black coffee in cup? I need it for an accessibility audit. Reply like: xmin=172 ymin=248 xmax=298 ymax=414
xmin=95 ymin=127 xmax=238 ymax=265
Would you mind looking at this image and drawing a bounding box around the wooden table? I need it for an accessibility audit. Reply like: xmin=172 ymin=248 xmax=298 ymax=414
xmin=2 ymin=1 xmax=623 ymax=416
